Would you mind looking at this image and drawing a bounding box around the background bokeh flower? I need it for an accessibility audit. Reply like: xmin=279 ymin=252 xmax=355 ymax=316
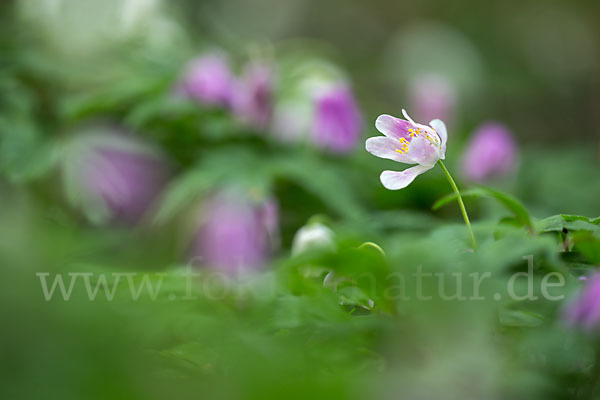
xmin=272 ymin=62 xmax=362 ymax=153
xmin=564 ymin=272 xmax=600 ymax=332
xmin=2 ymin=1 xmax=600 ymax=399
xmin=409 ymin=73 xmax=457 ymax=126
xmin=176 ymin=53 xmax=234 ymax=107
xmin=60 ymin=126 xmax=170 ymax=225
xmin=189 ymin=189 xmax=279 ymax=275
xmin=311 ymin=84 xmax=363 ymax=153
xmin=460 ymin=122 xmax=518 ymax=182
xmin=232 ymin=61 xmax=276 ymax=130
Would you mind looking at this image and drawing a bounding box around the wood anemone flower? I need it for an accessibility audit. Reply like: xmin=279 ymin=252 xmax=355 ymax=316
xmin=366 ymin=109 xmax=447 ymax=190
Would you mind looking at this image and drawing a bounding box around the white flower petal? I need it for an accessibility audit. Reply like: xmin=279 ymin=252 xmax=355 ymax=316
xmin=429 ymin=119 xmax=447 ymax=148
xmin=380 ymin=164 xmax=433 ymax=190
xmin=406 ymin=135 xmax=441 ymax=167
xmin=401 ymin=109 xmax=416 ymax=125
xmin=375 ymin=114 xmax=413 ymax=139
xmin=365 ymin=136 xmax=414 ymax=164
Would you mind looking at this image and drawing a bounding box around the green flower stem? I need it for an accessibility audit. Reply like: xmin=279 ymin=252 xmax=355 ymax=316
xmin=437 ymin=160 xmax=477 ymax=251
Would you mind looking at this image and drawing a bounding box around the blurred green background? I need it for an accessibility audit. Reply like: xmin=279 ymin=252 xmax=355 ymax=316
xmin=1 ymin=1 xmax=600 ymax=399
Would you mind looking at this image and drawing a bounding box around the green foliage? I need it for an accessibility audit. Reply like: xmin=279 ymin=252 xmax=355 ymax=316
xmin=433 ymin=186 xmax=534 ymax=231
xmin=536 ymin=214 xmax=600 ymax=234
xmin=1 ymin=181 xmax=597 ymax=399
xmin=2 ymin=3 xmax=600 ymax=399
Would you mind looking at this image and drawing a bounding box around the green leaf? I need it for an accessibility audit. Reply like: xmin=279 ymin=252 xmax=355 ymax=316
xmin=433 ymin=186 xmax=534 ymax=231
xmin=336 ymin=286 xmax=374 ymax=310
xmin=266 ymin=154 xmax=365 ymax=221
xmin=499 ymin=309 xmax=544 ymax=327
xmin=0 ymin=117 xmax=59 ymax=182
xmin=153 ymin=148 xmax=271 ymax=224
xmin=58 ymin=73 xmax=169 ymax=123
xmin=153 ymin=168 xmax=215 ymax=225
xmin=572 ymin=231 xmax=600 ymax=264
xmin=125 ymin=96 xmax=198 ymax=128
xmin=536 ymin=214 xmax=600 ymax=234
xmin=367 ymin=210 xmax=440 ymax=232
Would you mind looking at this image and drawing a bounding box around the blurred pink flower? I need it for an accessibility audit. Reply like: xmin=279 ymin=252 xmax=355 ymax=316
xmin=232 ymin=61 xmax=275 ymax=130
xmin=312 ymin=85 xmax=363 ymax=153
xmin=366 ymin=110 xmax=447 ymax=190
xmin=272 ymin=81 xmax=363 ymax=154
xmin=460 ymin=122 xmax=517 ymax=182
xmin=176 ymin=53 xmax=234 ymax=107
xmin=409 ymin=74 xmax=457 ymax=125
xmin=190 ymin=190 xmax=279 ymax=275
xmin=564 ymin=272 xmax=600 ymax=332
xmin=62 ymin=128 xmax=170 ymax=225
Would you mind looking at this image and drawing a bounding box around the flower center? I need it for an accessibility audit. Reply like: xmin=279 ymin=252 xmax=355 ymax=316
xmin=396 ymin=137 xmax=410 ymax=154
xmin=395 ymin=126 xmax=441 ymax=155
xmin=409 ymin=127 xmax=440 ymax=145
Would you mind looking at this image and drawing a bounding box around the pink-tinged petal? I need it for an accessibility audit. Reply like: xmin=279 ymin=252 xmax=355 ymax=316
xmin=406 ymin=135 xmax=441 ymax=167
xmin=375 ymin=114 xmax=413 ymax=140
xmin=365 ymin=136 xmax=414 ymax=164
xmin=429 ymin=119 xmax=447 ymax=148
xmin=380 ymin=164 xmax=433 ymax=190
